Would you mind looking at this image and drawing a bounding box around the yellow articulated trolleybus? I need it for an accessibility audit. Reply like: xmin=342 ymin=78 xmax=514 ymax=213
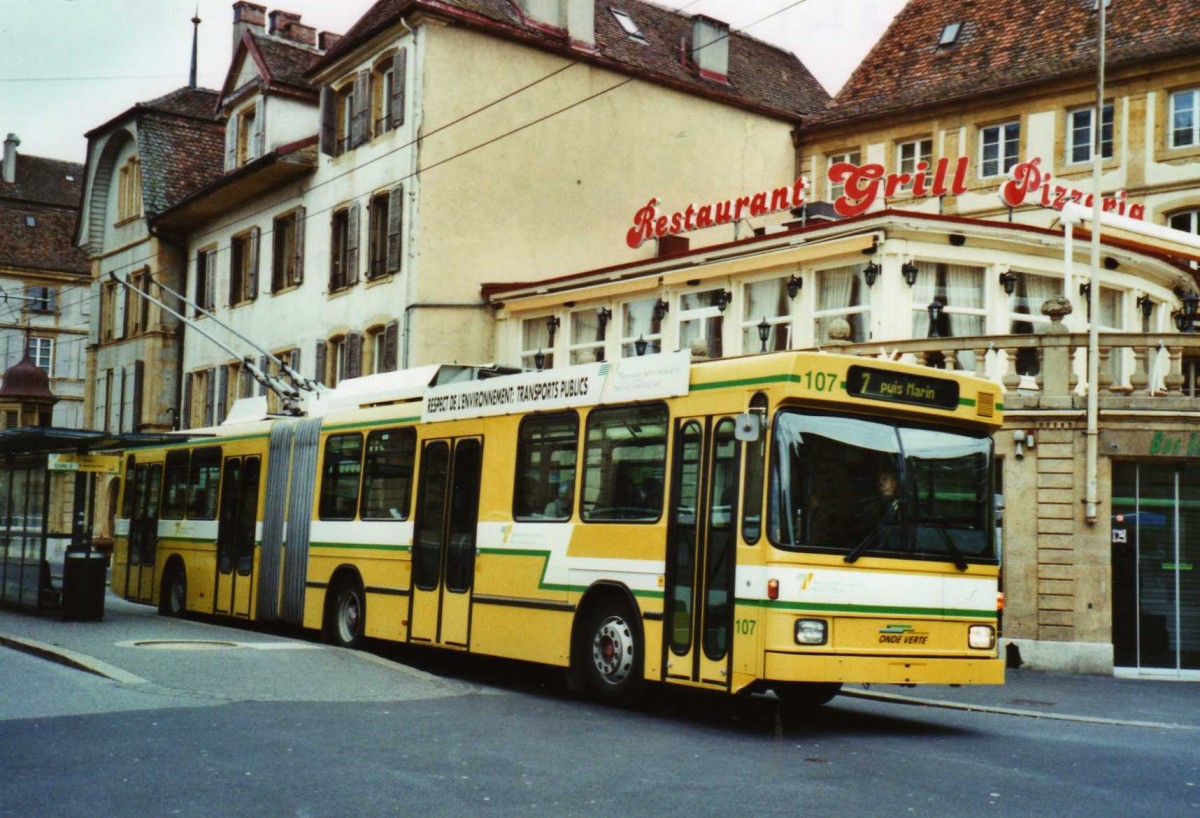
xmin=113 ymin=350 xmax=1004 ymax=705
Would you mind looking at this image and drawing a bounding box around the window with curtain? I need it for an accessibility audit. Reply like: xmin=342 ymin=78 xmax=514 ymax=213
xmin=742 ymin=277 xmax=791 ymax=353
xmin=569 ymin=307 xmax=606 ymax=364
xmin=1007 ymin=271 xmax=1058 ymax=376
xmin=813 ymin=264 xmax=870 ymax=343
xmin=621 ymin=297 xmax=663 ymax=357
xmin=678 ymin=289 xmax=726 ymax=358
xmin=910 ymin=263 xmax=985 ymax=369
xmin=520 ymin=317 xmax=553 ymax=369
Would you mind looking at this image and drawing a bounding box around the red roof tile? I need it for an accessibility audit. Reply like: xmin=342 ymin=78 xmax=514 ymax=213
xmin=0 ymin=203 xmax=88 ymax=275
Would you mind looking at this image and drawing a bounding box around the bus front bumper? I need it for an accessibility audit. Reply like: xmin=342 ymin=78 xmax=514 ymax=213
xmin=765 ymin=651 xmax=1005 ymax=686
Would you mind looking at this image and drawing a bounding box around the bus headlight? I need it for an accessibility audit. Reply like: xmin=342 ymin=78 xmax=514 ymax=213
xmin=968 ymin=625 xmax=996 ymax=650
xmin=795 ymin=619 xmax=828 ymax=645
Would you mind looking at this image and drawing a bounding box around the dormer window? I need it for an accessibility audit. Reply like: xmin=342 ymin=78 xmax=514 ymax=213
xmin=611 ymin=9 xmax=644 ymax=40
xmin=116 ymin=155 xmax=142 ymax=221
xmin=938 ymin=23 xmax=961 ymax=47
xmin=236 ymin=103 xmax=259 ymax=166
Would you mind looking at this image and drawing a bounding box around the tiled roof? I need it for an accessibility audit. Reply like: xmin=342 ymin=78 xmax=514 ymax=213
xmin=137 ymin=109 xmax=225 ymax=218
xmin=0 ymin=154 xmax=83 ymax=209
xmin=140 ymin=87 xmax=223 ymax=120
xmin=0 ymin=203 xmax=88 ymax=275
xmin=821 ymin=0 xmax=1200 ymax=125
xmin=249 ymin=32 xmax=324 ymax=93
xmin=313 ymin=0 xmax=830 ymax=119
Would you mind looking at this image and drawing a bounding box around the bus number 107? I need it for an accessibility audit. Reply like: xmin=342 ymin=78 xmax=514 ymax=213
xmin=801 ymin=371 xmax=837 ymax=392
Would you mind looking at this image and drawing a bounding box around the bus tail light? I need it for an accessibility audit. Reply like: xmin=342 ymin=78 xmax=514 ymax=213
xmin=795 ymin=619 xmax=827 ymax=645
xmin=767 ymin=578 xmax=779 ymax=600
xmin=968 ymin=625 xmax=996 ymax=650
xmin=997 ymin=591 xmax=1005 ymax=612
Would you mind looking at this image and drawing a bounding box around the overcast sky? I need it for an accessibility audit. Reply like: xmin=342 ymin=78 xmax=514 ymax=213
xmin=0 ymin=0 xmax=906 ymax=163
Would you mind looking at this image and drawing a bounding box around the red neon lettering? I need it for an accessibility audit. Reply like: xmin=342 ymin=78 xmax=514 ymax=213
xmin=830 ymin=161 xmax=884 ymax=217
xmin=625 ymin=198 xmax=659 ymax=249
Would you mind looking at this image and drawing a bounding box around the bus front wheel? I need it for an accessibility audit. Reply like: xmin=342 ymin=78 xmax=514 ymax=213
xmin=323 ymin=578 xmax=365 ymax=648
xmin=159 ymin=564 xmax=186 ymax=617
xmin=578 ymin=602 xmax=642 ymax=705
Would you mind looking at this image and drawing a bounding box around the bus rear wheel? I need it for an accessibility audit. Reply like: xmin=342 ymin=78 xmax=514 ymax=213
xmin=773 ymin=682 xmax=842 ymax=708
xmin=578 ymin=602 xmax=642 ymax=705
xmin=159 ymin=564 xmax=186 ymax=617
xmin=324 ymin=578 xmax=365 ymax=648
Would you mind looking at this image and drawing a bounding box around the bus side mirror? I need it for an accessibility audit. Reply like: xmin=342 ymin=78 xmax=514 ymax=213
xmin=735 ymin=411 xmax=762 ymax=442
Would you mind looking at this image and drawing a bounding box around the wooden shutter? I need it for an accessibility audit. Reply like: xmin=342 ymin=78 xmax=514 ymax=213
xmin=217 ymin=365 xmax=229 ymax=424
xmin=319 ymin=86 xmax=336 ymax=156
xmin=205 ymin=250 xmax=217 ymax=311
xmin=259 ymin=355 xmax=269 ymax=397
xmin=248 ymin=227 xmax=260 ymax=300
xmin=132 ymin=361 xmax=144 ymax=432
xmin=204 ymin=368 xmax=216 ymax=427
xmin=346 ymin=202 xmax=360 ymax=286
xmin=290 ymin=347 xmax=301 ymax=380
xmin=383 ymin=320 xmax=398 ymax=372
xmin=314 ymin=340 xmax=328 ymax=386
xmin=252 ymin=102 xmax=265 ymax=158
xmin=181 ymin=372 xmax=192 ymax=430
xmin=392 ymin=48 xmax=407 ymax=129
xmin=113 ymin=282 xmax=127 ymax=340
xmin=351 ymin=71 xmax=370 ymax=148
xmin=346 ymin=332 xmax=363 ymax=379
xmin=293 ymin=207 xmax=306 ymax=285
xmin=386 ymin=185 xmax=403 ymax=274
xmin=225 ymin=114 xmax=238 ymax=170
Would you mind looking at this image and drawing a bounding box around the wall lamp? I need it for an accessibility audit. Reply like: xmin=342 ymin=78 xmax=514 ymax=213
xmin=634 ymin=335 xmax=649 ymax=356
xmin=533 ymin=349 xmax=547 ymax=370
xmin=1079 ymin=282 xmax=1091 ymax=301
xmin=545 ymin=314 xmax=560 ymax=344
xmin=786 ymin=274 xmax=803 ymax=300
xmin=653 ymin=298 xmax=669 ymax=322
xmin=596 ymin=306 xmax=612 ymax=329
xmin=1136 ymin=296 xmax=1154 ymax=320
xmin=716 ymin=290 xmax=733 ymax=313
xmin=862 ymin=261 xmax=880 ymax=288
xmin=1174 ymin=292 xmax=1199 ymax=333
xmin=999 ymin=270 xmax=1018 ymax=295
xmin=757 ymin=317 xmax=772 ymax=352
xmin=927 ymin=300 xmax=944 ymax=338
xmin=902 ymin=261 xmax=920 ymax=287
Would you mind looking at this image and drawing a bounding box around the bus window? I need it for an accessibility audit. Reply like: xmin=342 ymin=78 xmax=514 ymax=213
xmin=121 ymin=456 xmax=137 ymax=520
xmin=187 ymin=447 xmax=222 ymax=520
xmin=581 ymin=404 xmax=667 ymax=523
xmin=319 ymin=434 xmax=363 ymax=520
xmin=513 ymin=412 xmax=578 ymax=521
xmin=161 ymin=450 xmax=190 ymax=520
xmin=741 ymin=392 xmax=768 ymax=544
xmin=361 ymin=428 xmax=416 ymax=520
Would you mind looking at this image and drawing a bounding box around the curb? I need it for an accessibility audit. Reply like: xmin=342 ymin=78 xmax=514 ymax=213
xmin=0 ymin=633 xmax=148 ymax=685
xmin=839 ymin=687 xmax=1200 ymax=731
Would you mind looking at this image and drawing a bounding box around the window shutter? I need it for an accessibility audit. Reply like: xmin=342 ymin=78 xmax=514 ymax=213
xmin=351 ymin=70 xmax=370 ymax=147
xmin=225 ymin=115 xmax=238 ymax=171
xmin=346 ymin=202 xmax=360 ymax=286
xmin=314 ymin=340 xmax=328 ymax=386
xmin=290 ymin=347 xmax=301 ymax=380
xmin=113 ymin=282 xmax=127 ymax=340
xmin=387 ymin=185 xmax=403 ymax=273
xmin=248 ymin=227 xmax=260 ymax=299
xmin=392 ymin=48 xmax=407 ymax=129
xmin=204 ymin=368 xmax=216 ymax=427
xmin=293 ymin=207 xmax=306 ymax=285
xmin=319 ymin=86 xmax=336 ymax=156
xmin=217 ymin=364 xmax=229 ymax=423
xmin=253 ymin=102 xmax=266 ymax=158
xmin=205 ymin=250 xmax=217 ymax=311
xmin=383 ymin=320 xmax=398 ymax=372
xmin=346 ymin=332 xmax=363 ymax=379
xmin=132 ymin=361 xmax=144 ymax=432
xmin=181 ymin=372 xmax=192 ymax=430
xmin=259 ymin=355 xmax=269 ymax=397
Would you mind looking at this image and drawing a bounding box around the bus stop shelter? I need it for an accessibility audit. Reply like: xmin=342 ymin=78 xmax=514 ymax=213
xmin=0 ymin=428 xmax=176 ymax=615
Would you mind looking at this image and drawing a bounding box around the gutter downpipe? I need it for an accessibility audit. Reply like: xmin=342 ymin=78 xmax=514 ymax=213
xmin=1084 ymin=2 xmax=1106 ymax=525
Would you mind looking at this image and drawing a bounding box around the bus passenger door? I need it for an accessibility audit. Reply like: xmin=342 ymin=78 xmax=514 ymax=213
xmin=664 ymin=416 xmax=740 ymax=688
xmin=125 ymin=462 xmax=163 ymax=604
xmin=214 ymin=456 xmax=260 ymax=618
xmin=409 ymin=437 xmax=483 ymax=648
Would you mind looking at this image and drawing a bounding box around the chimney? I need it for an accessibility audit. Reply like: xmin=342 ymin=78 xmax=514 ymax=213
xmin=232 ymin=1 xmax=266 ymax=48
xmin=3 ymin=134 xmax=18 ymax=185
xmin=270 ymin=11 xmax=317 ymax=47
xmin=318 ymin=31 xmax=342 ymax=52
xmin=565 ymin=0 xmax=595 ymax=47
xmin=691 ymin=15 xmax=730 ymax=82
xmin=514 ymin=0 xmax=565 ymax=31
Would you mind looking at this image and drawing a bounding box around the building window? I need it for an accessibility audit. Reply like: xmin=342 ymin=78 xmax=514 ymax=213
xmin=742 ymin=278 xmax=791 ymax=352
xmin=116 ymin=155 xmax=142 ymax=221
xmin=236 ymin=104 xmax=258 ymax=166
xmin=521 ymin=317 xmax=554 ymax=370
xmin=1005 ymin=271 xmax=1058 ymax=376
xmin=367 ymin=188 xmax=402 ymax=280
xmin=678 ymin=289 xmax=726 ymax=359
xmin=979 ymin=121 xmax=1020 ymax=178
xmin=827 ymin=150 xmax=860 ymax=202
xmin=336 ymin=83 xmax=354 ymax=155
xmin=128 ymin=269 xmax=151 ymax=335
xmin=101 ymin=281 xmax=118 ymax=341
xmin=24 ymin=286 xmax=56 ymax=313
xmin=195 ymin=246 xmax=217 ymax=314
xmin=28 ymin=337 xmax=52 ymax=375
xmin=568 ymin=307 xmax=607 ymax=364
xmin=621 ymin=297 xmax=663 ymax=357
xmin=330 ymin=204 xmax=359 ymax=291
xmin=372 ymin=62 xmax=394 ymax=137
xmin=228 ymin=229 xmax=259 ymax=306
xmin=1169 ymin=209 xmax=1200 ymax=235
xmin=896 ymin=138 xmax=933 ymax=190
xmin=1067 ymin=103 xmax=1114 ymax=164
xmin=813 ymin=265 xmax=870 ymax=343
xmin=1169 ymin=88 xmax=1200 ymax=148
xmin=911 ymin=263 xmax=985 ymax=369
xmin=271 ymin=209 xmax=304 ymax=292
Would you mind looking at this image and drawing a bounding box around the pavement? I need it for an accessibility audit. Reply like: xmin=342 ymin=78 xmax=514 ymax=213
xmin=1 ymin=590 xmax=1196 ymax=730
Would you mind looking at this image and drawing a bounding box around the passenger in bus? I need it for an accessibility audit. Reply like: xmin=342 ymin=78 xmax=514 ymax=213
xmin=876 ymin=465 xmax=903 ymax=550
xmin=633 ymin=477 xmax=663 ymax=518
xmin=543 ymin=481 xmax=572 ymax=519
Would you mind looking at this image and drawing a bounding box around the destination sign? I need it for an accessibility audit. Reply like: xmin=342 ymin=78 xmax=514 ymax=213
xmin=845 ymin=365 xmax=959 ymax=410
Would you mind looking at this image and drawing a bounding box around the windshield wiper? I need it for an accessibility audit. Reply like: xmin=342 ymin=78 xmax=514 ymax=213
xmin=929 ymin=522 xmax=969 ymax=571
xmin=843 ymin=529 xmax=876 ymax=564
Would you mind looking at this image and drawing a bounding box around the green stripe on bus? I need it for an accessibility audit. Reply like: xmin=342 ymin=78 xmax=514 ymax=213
xmin=736 ymin=597 xmax=996 ymax=619
xmin=478 ymin=547 xmax=663 ymax=600
xmin=310 ymin=541 xmax=412 ymax=553
xmin=322 ymin=417 xmax=421 ymax=433
xmin=691 ymin=374 xmax=798 ymax=391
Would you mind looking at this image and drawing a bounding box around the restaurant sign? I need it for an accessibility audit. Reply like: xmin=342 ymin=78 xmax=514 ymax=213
xmin=625 ymin=156 xmax=1142 ymax=247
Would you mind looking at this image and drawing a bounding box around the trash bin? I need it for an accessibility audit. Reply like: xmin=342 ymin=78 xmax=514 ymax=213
xmin=61 ymin=547 xmax=109 ymax=621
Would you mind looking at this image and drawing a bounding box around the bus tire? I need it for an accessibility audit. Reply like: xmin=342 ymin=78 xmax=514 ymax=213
xmin=159 ymin=563 xmax=186 ymax=617
xmin=577 ymin=600 xmax=643 ymax=706
xmin=323 ymin=576 xmax=365 ymax=648
xmin=773 ymin=682 xmax=842 ymax=708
